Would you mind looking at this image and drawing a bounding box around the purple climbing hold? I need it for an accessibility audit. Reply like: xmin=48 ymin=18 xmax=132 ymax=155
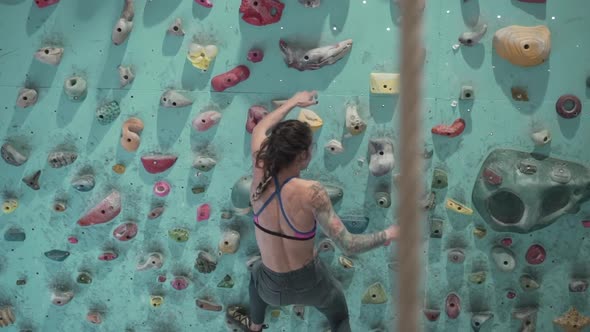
xmin=171 ymin=276 xmax=189 ymax=290
xmin=446 ymin=293 xmax=461 ymax=319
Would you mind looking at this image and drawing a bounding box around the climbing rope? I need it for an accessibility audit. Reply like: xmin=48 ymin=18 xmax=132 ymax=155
xmin=396 ymin=0 xmax=425 ymax=331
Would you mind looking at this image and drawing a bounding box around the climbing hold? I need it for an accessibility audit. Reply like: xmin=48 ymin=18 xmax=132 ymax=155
xmin=368 ymin=138 xmax=395 ymax=176
xmin=324 ymin=183 xmax=344 ymax=204
xmin=297 ymin=109 xmax=323 ymax=132
xmin=194 ymin=156 xmax=217 ymax=172
xmin=293 ymin=305 xmax=305 ymax=319
xmin=220 ymin=210 xmax=233 ymax=219
xmin=473 ymin=226 xmax=486 ymax=239
xmin=338 ymin=256 xmax=354 ymax=269
xmin=112 ymin=0 xmax=134 ymax=45
xmin=195 ymin=0 xmax=213 ymax=7
xmin=511 ymin=87 xmax=530 ymax=101
xmin=556 ymin=94 xmax=582 ymax=119
xmin=169 ymin=228 xmax=189 ymax=242
xmin=118 ymin=65 xmax=135 ymax=87
xmin=553 ymin=307 xmax=590 ymax=332
xmin=35 ymin=0 xmax=60 ymax=8
xmin=239 ymin=0 xmax=285 ymax=26
xmin=1 ymin=199 xmax=18 ymax=214
xmin=192 ymin=111 xmax=222 ymax=132
xmin=370 ymin=73 xmax=400 ymax=94
xmin=421 ymin=191 xmax=436 ymax=210
xmin=448 ymin=249 xmax=465 ymax=264
xmin=87 ymin=311 xmax=102 ymax=324
xmin=51 ymin=290 xmax=74 ymax=306
xmin=150 ymin=295 xmax=164 ymax=307
xmin=35 ymin=47 xmax=63 ymax=65
xmin=550 ymin=164 xmax=572 ymax=184
xmin=196 ymin=299 xmax=222 ymax=311
xmin=16 ymin=279 xmax=26 ymax=286
xmin=246 ymin=105 xmax=268 ymax=133
xmin=341 ymin=215 xmax=369 ymax=234
xmin=431 ymin=168 xmax=448 ymax=189
xmin=345 ymin=104 xmax=366 ymax=135
xmin=219 ymin=230 xmax=240 ymax=254
xmin=491 ymin=246 xmax=516 ymax=272
xmin=506 ymin=290 xmax=517 ymax=299
xmin=16 ymin=88 xmax=38 ymax=108
xmin=160 ymin=90 xmax=193 ymax=108
xmin=22 ymin=170 xmax=41 ymax=190
xmin=517 ymin=160 xmax=537 ymax=175
xmin=325 ymin=140 xmax=344 ymax=154
xmin=192 ymin=186 xmax=206 ymax=194
xmin=520 ymin=275 xmax=540 ymax=291
xmin=500 ymin=237 xmax=513 ymax=247
xmin=148 ymin=206 xmax=164 ymax=219
xmin=153 ymin=181 xmax=171 ymax=197
xmin=71 ymin=174 xmax=95 ymax=192
xmin=217 ymin=274 xmax=234 ymax=288
xmin=445 ymin=293 xmax=461 ymax=319
xmin=113 ymin=222 xmax=138 ymax=241
xmin=246 ymin=255 xmax=261 ymax=270
xmin=317 ymin=238 xmax=335 ymax=253
xmin=247 ymin=48 xmax=264 ymax=63
xmin=569 ymin=279 xmax=588 ymax=293
xmin=4 ymin=227 xmax=25 ymax=241
xmin=0 ymin=306 xmax=15 ymax=328
xmin=77 ymin=191 xmax=121 ymax=226
xmin=98 ymin=251 xmax=118 ymax=261
xmin=77 ymin=272 xmax=92 ymax=284
xmin=299 ymin=0 xmax=320 ymax=7
xmin=446 ymin=198 xmax=473 ymax=215
xmin=195 ymin=250 xmax=217 ymax=273
xmin=430 ymin=218 xmax=443 ymax=238
xmin=141 ymin=154 xmax=178 ymax=174
xmin=187 ymin=43 xmax=218 ymax=71
xmin=279 ymin=39 xmax=353 ymax=71
xmin=63 ymin=76 xmax=87 ymax=101
xmin=471 ymin=312 xmax=494 ymax=332
xmin=375 ymin=192 xmax=391 ymax=208
xmin=67 ymin=236 xmax=78 ymax=244
xmin=47 ymin=151 xmax=77 ymax=168
xmin=361 ymin=282 xmax=387 ymax=304
xmin=513 ymin=307 xmax=537 ymax=331
xmin=483 ymin=166 xmax=502 ymax=185
xmin=137 ymin=252 xmax=164 ymax=271
xmin=468 ymin=271 xmax=486 ymax=284
xmin=587 ymin=76 xmax=590 ymax=88
xmin=458 ymin=24 xmax=488 ymax=46
xmin=525 ymin=244 xmax=546 ymax=265
xmin=431 ymin=118 xmax=466 ymax=137
xmin=493 ymin=25 xmax=551 ymax=67
xmin=231 ymin=175 xmax=252 ymax=210
xmin=211 ymin=65 xmax=250 ymax=92
xmin=518 ymin=0 xmax=545 ymax=2
xmin=167 ymin=18 xmax=184 ymax=36
xmin=54 ymin=200 xmax=67 ymax=212
xmin=1 ymin=143 xmax=28 ymax=166
xmin=197 ymin=203 xmax=210 ymax=222
xmin=45 ymin=249 xmax=70 ymax=261
xmin=96 ymin=101 xmax=121 ymax=125
xmin=423 ymin=309 xmax=440 ymax=322
xmin=157 ymin=275 xmax=166 ymax=283
xmin=460 ymin=85 xmax=475 ymax=100
xmin=112 ymin=164 xmax=126 ymax=174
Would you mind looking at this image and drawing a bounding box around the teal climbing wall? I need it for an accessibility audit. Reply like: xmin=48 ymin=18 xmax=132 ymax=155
xmin=0 ymin=0 xmax=589 ymax=331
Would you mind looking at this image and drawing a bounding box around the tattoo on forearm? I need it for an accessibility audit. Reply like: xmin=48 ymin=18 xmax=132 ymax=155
xmin=339 ymin=230 xmax=387 ymax=255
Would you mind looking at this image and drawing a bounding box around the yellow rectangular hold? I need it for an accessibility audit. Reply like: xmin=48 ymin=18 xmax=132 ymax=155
xmin=370 ymin=73 xmax=400 ymax=94
xmin=445 ymin=198 xmax=473 ymax=215
xmin=297 ymin=109 xmax=323 ymax=132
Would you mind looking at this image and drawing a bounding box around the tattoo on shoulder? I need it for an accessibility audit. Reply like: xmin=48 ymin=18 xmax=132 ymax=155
xmin=310 ymin=183 xmax=330 ymax=211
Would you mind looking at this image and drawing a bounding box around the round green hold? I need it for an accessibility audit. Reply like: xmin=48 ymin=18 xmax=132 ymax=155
xmin=77 ymin=272 xmax=92 ymax=284
xmin=168 ymin=228 xmax=189 ymax=242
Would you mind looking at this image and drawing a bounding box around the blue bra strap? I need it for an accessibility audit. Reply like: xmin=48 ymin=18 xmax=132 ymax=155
xmin=276 ymin=177 xmax=316 ymax=235
xmin=252 ymin=191 xmax=276 ymax=216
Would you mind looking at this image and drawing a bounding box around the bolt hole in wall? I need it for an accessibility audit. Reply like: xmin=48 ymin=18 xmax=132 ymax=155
xmin=0 ymin=0 xmax=590 ymax=331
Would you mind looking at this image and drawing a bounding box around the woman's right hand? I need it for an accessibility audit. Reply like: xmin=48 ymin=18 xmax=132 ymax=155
xmin=384 ymin=224 xmax=399 ymax=246
xmin=289 ymin=90 xmax=318 ymax=108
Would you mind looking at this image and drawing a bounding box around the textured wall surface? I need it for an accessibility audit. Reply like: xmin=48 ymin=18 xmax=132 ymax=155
xmin=0 ymin=0 xmax=589 ymax=331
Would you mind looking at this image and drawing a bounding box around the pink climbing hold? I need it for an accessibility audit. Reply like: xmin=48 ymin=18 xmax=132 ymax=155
xmin=113 ymin=222 xmax=138 ymax=241
xmin=77 ymin=191 xmax=122 ymax=227
xmin=239 ymin=0 xmax=285 ymax=26
xmin=211 ymin=65 xmax=250 ymax=92
xmin=171 ymin=276 xmax=189 ymax=290
xmin=197 ymin=203 xmax=211 ymax=222
xmin=86 ymin=311 xmax=102 ymax=324
xmin=483 ymin=167 xmax=502 ymax=185
xmin=153 ymin=181 xmax=171 ymax=197
xmin=98 ymin=252 xmax=118 ymax=261
xmin=158 ymin=275 xmax=167 ymax=283
xmin=68 ymin=236 xmax=78 ymax=244
xmin=525 ymin=244 xmax=546 ymax=265
xmin=582 ymin=220 xmax=590 ymax=228
xmin=500 ymin=237 xmax=513 ymax=247
xmin=518 ymin=0 xmax=545 ymax=3
xmin=246 ymin=105 xmax=269 ymax=134
xmin=506 ymin=290 xmax=517 ymax=299
xmin=140 ymin=154 xmax=178 ymax=174
xmin=194 ymin=0 xmax=212 ymax=8
xmin=445 ymin=293 xmax=461 ymax=319
xmin=247 ymin=49 xmax=264 ymax=63
xmin=192 ymin=111 xmax=222 ymax=132
xmin=35 ymin=0 xmax=60 ymax=8
xmin=423 ymin=309 xmax=440 ymax=322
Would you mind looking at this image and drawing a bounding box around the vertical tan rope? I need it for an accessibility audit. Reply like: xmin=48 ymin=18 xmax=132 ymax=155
xmin=396 ymin=0 xmax=425 ymax=330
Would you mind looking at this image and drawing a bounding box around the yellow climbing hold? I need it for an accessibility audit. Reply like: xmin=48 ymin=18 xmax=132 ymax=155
xmin=150 ymin=295 xmax=164 ymax=307
xmin=187 ymin=43 xmax=218 ymax=71
xmin=361 ymin=282 xmax=388 ymax=304
xmin=112 ymin=164 xmax=126 ymax=174
xmin=446 ymin=198 xmax=473 ymax=215
xmin=270 ymin=309 xmax=281 ymax=318
xmin=473 ymin=226 xmax=487 ymax=239
xmin=370 ymin=73 xmax=400 ymax=94
xmin=2 ymin=199 xmax=18 ymax=214
xmin=553 ymin=307 xmax=590 ymax=332
xmin=297 ymin=109 xmax=323 ymax=132
xmin=338 ymin=256 xmax=354 ymax=269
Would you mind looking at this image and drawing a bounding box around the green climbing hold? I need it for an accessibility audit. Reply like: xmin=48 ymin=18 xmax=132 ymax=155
xmin=361 ymin=282 xmax=388 ymax=304
xmin=431 ymin=168 xmax=448 ymax=189
xmin=217 ymin=274 xmax=234 ymax=288
xmin=4 ymin=227 xmax=25 ymax=241
xmin=469 ymin=271 xmax=487 ymax=284
xmin=96 ymin=101 xmax=121 ymax=125
xmin=169 ymin=228 xmax=189 ymax=242
xmin=430 ymin=218 xmax=443 ymax=238
xmin=77 ymin=272 xmax=93 ymax=284
xmin=44 ymin=249 xmax=70 ymax=262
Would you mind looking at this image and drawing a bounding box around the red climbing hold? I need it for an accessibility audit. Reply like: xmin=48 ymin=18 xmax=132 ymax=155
xmin=211 ymin=65 xmax=250 ymax=92
xmin=247 ymin=49 xmax=265 ymax=63
xmin=98 ymin=252 xmax=118 ymax=261
xmin=431 ymin=118 xmax=466 ymax=137
xmin=35 ymin=0 xmax=60 ymax=8
xmin=141 ymin=154 xmax=178 ymax=174
xmin=113 ymin=222 xmax=138 ymax=241
xmin=500 ymin=238 xmax=513 ymax=247
xmin=197 ymin=204 xmax=211 ymax=222
xmin=483 ymin=167 xmax=502 ymax=185
xmin=239 ymin=0 xmax=285 ymax=26
xmin=77 ymin=191 xmax=121 ymax=227
xmin=525 ymin=244 xmax=546 ymax=265
xmin=423 ymin=309 xmax=440 ymax=321
xmin=195 ymin=0 xmax=213 ymax=8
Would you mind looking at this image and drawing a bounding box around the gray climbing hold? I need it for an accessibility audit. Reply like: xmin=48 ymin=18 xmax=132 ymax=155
xmin=96 ymin=101 xmax=121 ymax=125
xmin=432 ymin=168 xmax=448 ymax=189
xmin=63 ymin=76 xmax=87 ymax=101
xmin=71 ymin=174 xmax=95 ymax=192
xmin=471 ymin=312 xmax=493 ymax=332
xmin=368 ymin=138 xmax=394 ymax=176
xmin=16 ymin=88 xmax=38 ymax=108
xmin=491 ymin=246 xmax=516 ymax=272
xmin=430 ymin=218 xmax=443 ymax=238
xmin=22 ymin=170 xmax=41 ymax=190
xmin=195 ymin=250 xmax=217 ymax=274
xmin=35 ymin=46 xmax=64 ymax=65
xmin=341 ymin=215 xmax=369 ymax=234
xmin=48 ymin=151 xmax=77 ymax=168
xmin=569 ymin=279 xmax=588 ymax=292
xmin=448 ymin=249 xmax=465 ymax=264
xmin=231 ymin=175 xmax=252 ymax=209
xmin=519 ymin=275 xmax=540 ymax=291
xmin=193 ymin=156 xmax=217 ymax=172
xmin=4 ymin=227 xmax=26 ymax=241
xmin=512 ymin=307 xmax=537 ymax=332
xmin=44 ymin=250 xmax=70 ymax=261
xmin=118 ymin=65 xmax=135 ymax=87
xmin=1 ymin=143 xmax=28 ymax=166
xmin=375 ymin=192 xmax=391 ymax=208
xmin=160 ymin=90 xmax=192 ymax=108
xmin=324 ymin=183 xmax=344 ymax=204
